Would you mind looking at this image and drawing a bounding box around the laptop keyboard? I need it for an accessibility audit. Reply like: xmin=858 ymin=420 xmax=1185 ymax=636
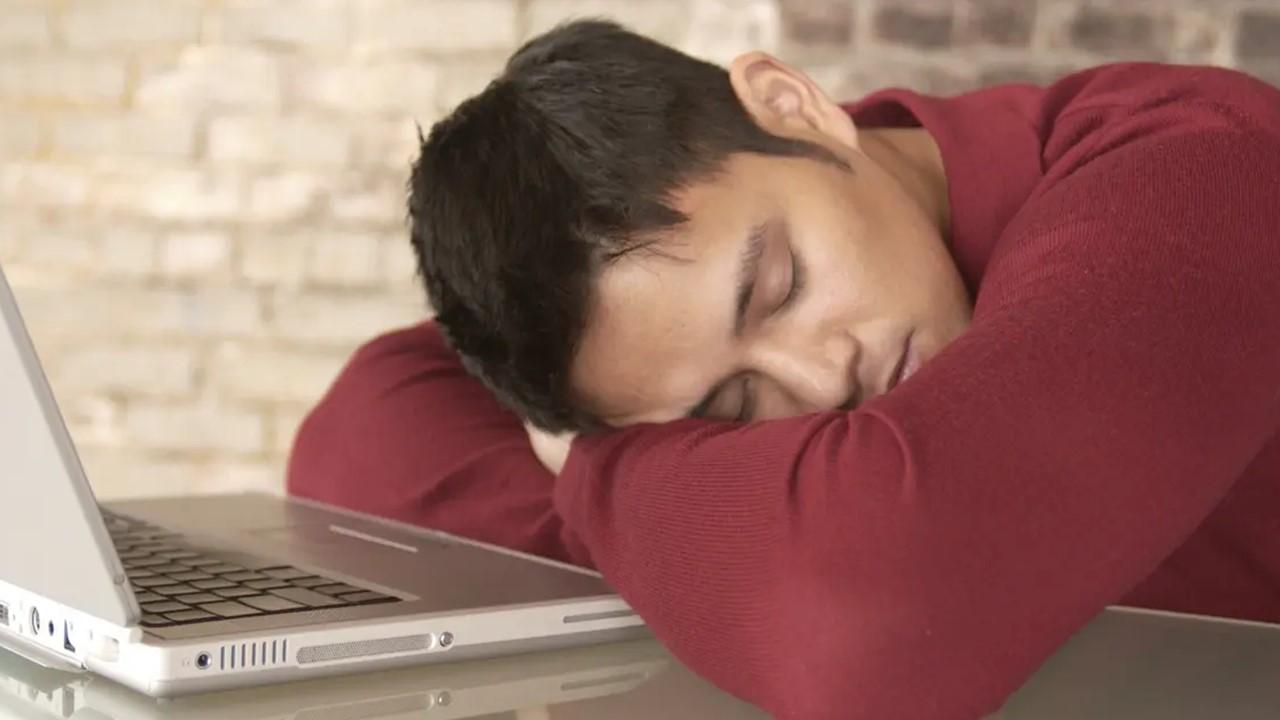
xmin=102 ymin=510 xmax=399 ymax=628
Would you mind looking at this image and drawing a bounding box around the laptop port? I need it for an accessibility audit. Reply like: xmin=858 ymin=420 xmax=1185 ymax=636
xmin=196 ymin=652 xmax=211 ymax=670
xmin=63 ymin=621 xmax=76 ymax=653
xmin=0 ymin=602 xmax=8 ymax=627
xmin=29 ymin=607 xmax=39 ymax=636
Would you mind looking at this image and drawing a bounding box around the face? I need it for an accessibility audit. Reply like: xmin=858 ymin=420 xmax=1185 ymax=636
xmin=569 ymin=55 xmax=973 ymax=426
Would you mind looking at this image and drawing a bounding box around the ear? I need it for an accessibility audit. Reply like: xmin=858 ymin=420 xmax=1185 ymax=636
xmin=728 ymin=51 xmax=859 ymax=150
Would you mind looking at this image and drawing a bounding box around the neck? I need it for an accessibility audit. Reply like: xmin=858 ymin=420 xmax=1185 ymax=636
xmin=861 ymin=127 xmax=951 ymax=239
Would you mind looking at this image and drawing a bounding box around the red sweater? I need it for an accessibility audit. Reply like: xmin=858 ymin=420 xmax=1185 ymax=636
xmin=288 ymin=63 xmax=1280 ymax=719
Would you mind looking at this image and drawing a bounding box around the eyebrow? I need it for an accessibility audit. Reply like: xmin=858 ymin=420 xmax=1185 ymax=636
xmin=733 ymin=220 xmax=770 ymax=337
xmin=687 ymin=220 xmax=770 ymax=418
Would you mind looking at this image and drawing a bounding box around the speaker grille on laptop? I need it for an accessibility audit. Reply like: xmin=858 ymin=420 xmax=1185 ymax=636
xmin=219 ymin=638 xmax=287 ymax=670
xmin=296 ymin=635 xmax=432 ymax=664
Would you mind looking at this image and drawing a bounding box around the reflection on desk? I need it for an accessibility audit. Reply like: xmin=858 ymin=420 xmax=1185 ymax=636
xmin=1 ymin=606 xmax=1279 ymax=719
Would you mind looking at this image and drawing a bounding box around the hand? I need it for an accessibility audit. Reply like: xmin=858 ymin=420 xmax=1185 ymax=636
xmin=524 ymin=422 xmax=576 ymax=475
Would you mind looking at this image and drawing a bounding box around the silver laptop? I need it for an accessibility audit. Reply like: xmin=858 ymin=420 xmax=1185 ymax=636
xmin=0 ymin=263 xmax=645 ymax=697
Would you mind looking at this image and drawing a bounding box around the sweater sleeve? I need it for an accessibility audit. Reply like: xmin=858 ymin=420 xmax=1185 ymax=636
xmin=552 ymin=127 xmax=1280 ymax=718
xmin=286 ymin=322 xmax=589 ymax=566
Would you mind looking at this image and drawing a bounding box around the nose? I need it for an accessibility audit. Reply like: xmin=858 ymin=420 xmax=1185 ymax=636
xmin=751 ymin=328 xmax=861 ymax=412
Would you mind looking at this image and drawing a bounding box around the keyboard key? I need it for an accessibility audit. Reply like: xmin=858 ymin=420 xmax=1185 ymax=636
xmin=190 ymin=578 xmax=236 ymax=590
xmin=152 ymin=584 xmax=198 ymax=596
xmin=338 ymin=591 xmax=397 ymax=605
xmin=202 ymin=564 xmax=245 ymax=575
xmin=262 ymin=567 xmax=310 ymax=580
xmin=132 ymin=577 xmax=179 ymax=588
xmin=313 ymin=583 xmax=362 ymax=596
xmin=133 ymin=544 xmax=179 ymax=553
xmin=141 ymin=600 xmax=190 ymax=613
xmin=223 ymin=571 xmax=267 ymax=582
xmin=119 ymin=550 xmax=152 ymax=560
xmin=140 ymin=614 xmax=173 ymax=627
xmin=240 ymin=595 xmax=304 ymax=613
xmin=289 ymin=576 xmax=331 ymax=588
xmin=213 ymin=587 xmax=260 ymax=599
xmin=269 ymin=587 xmax=344 ymax=608
xmin=200 ymin=601 xmax=262 ymax=618
xmin=245 ymin=579 xmax=290 ymax=590
xmin=164 ymin=610 xmax=216 ymax=623
xmin=172 ymin=592 xmax=222 ymax=604
xmin=134 ymin=592 xmax=166 ymax=603
xmin=126 ymin=569 xmax=155 ymax=579
xmin=150 ymin=563 xmax=189 ymax=574
xmin=168 ymin=571 xmax=214 ymax=582
xmin=183 ymin=558 xmax=222 ymax=568
xmin=125 ymin=558 xmax=169 ymax=568
xmin=158 ymin=550 xmax=200 ymax=560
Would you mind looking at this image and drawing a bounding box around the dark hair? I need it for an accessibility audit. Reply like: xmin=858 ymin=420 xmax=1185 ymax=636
xmin=408 ymin=19 xmax=846 ymax=432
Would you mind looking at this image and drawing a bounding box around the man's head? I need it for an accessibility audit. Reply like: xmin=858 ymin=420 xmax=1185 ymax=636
xmin=409 ymin=20 xmax=971 ymax=432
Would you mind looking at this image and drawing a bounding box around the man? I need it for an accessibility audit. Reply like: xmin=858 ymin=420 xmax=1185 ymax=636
xmin=288 ymin=20 xmax=1280 ymax=720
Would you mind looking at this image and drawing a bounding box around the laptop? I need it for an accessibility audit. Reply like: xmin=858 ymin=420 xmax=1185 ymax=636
xmin=0 ymin=263 xmax=645 ymax=698
xmin=0 ymin=638 xmax=671 ymax=720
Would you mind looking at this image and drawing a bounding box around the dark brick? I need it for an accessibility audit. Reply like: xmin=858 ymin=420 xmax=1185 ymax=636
xmin=874 ymin=4 xmax=954 ymax=50
xmin=1069 ymin=6 xmax=1163 ymax=55
xmin=1236 ymin=10 xmax=1280 ymax=61
xmin=781 ymin=0 xmax=854 ymax=47
xmin=966 ymin=0 xmax=1034 ymax=47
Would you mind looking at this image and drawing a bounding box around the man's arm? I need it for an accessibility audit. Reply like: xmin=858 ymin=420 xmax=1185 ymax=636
xmin=552 ymin=128 xmax=1280 ymax=718
xmin=286 ymin=322 xmax=589 ymax=566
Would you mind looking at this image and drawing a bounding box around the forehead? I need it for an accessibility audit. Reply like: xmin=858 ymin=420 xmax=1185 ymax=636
xmin=570 ymin=160 xmax=767 ymax=423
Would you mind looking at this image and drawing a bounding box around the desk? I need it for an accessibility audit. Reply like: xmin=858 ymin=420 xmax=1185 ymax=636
xmin=1 ymin=607 xmax=1278 ymax=718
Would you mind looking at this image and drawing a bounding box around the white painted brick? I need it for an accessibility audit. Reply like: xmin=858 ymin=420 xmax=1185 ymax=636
xmin=329 ymin=173 xmax=402 ymax=224
xmin=241 ymin=232 xmax=308 ymax=287
xmin=0 ymin=163 xmax=91 ymax=209
xmin=13 ymin=285 xmax=263 ymax=340
xmin=296 ymin=62 xmax=437 ymax=115
xmin=78 ymin=449 xmax=193 ymax=499
xmin=525 ymin=0 xmax=693 ymax=47
xmin=0 ymin=4 xmax=51 ymax=48
xmin=63 ymin=0 xmax=201 ymax=50
xmin=160 ymin=230 xmax=233 ymax=279
xmin=685 ymin=0 xmax=780 ymax=65
xmin=98 ymin=228 xmax=158 ymax=279
xmin=0 ymin=57 xmax=126 ymax=105
xmin=208 ymin=116 xmax=350 ymax=167
xmin=355 ymin=0 xmax=517 ymax=53
xmin=434 ymin=56 xmax=507 ymax=113
xmin=52 ymin=113 xmax=197 ymax=160
xmin=0 ymin=114 xmax=42 ymax=159
xmin=382 ymin=233 xmax=421 ymax=290
xmin=350 ymin=117 xmax=423 ymax=168
xmin=55 ymin=343 xmax=196 ymax=397
xmin=137 ymin=47 xmax=281 ymax=111
xmin=247 ymin=172 xmax=322 ymax=222
xmin=308 ymin=232 xmax=383 ymax=287
xmin=271 ymin=290 xmax=426 ymax=345
xmin=21 ymin=225 xmax=97 ymax=275
xmin=188 ymin=459 xmax=283 ymax=495
xmin=212 ymin=343 xmax=346 ymax=403
xmin=217 ymin=0 xmax=349 ymax=48
xmin=59 ymin=395 xmax=125 ymax=449
xmin=272 ymin=404 xmax=311 ymax=454
xmin=143 ymin=170 xmax=242 ymax=221
xmin=0 ymin=230 xmax=23 ymax=265
xmin=125 ymin=401 xmax=265 ymax=454
xmin=172 ymin=287 xmax=265 ymax=337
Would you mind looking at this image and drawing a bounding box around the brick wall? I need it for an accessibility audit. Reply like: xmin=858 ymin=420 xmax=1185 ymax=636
xmin=1 ymin=0 xmax=1277 ymax=499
